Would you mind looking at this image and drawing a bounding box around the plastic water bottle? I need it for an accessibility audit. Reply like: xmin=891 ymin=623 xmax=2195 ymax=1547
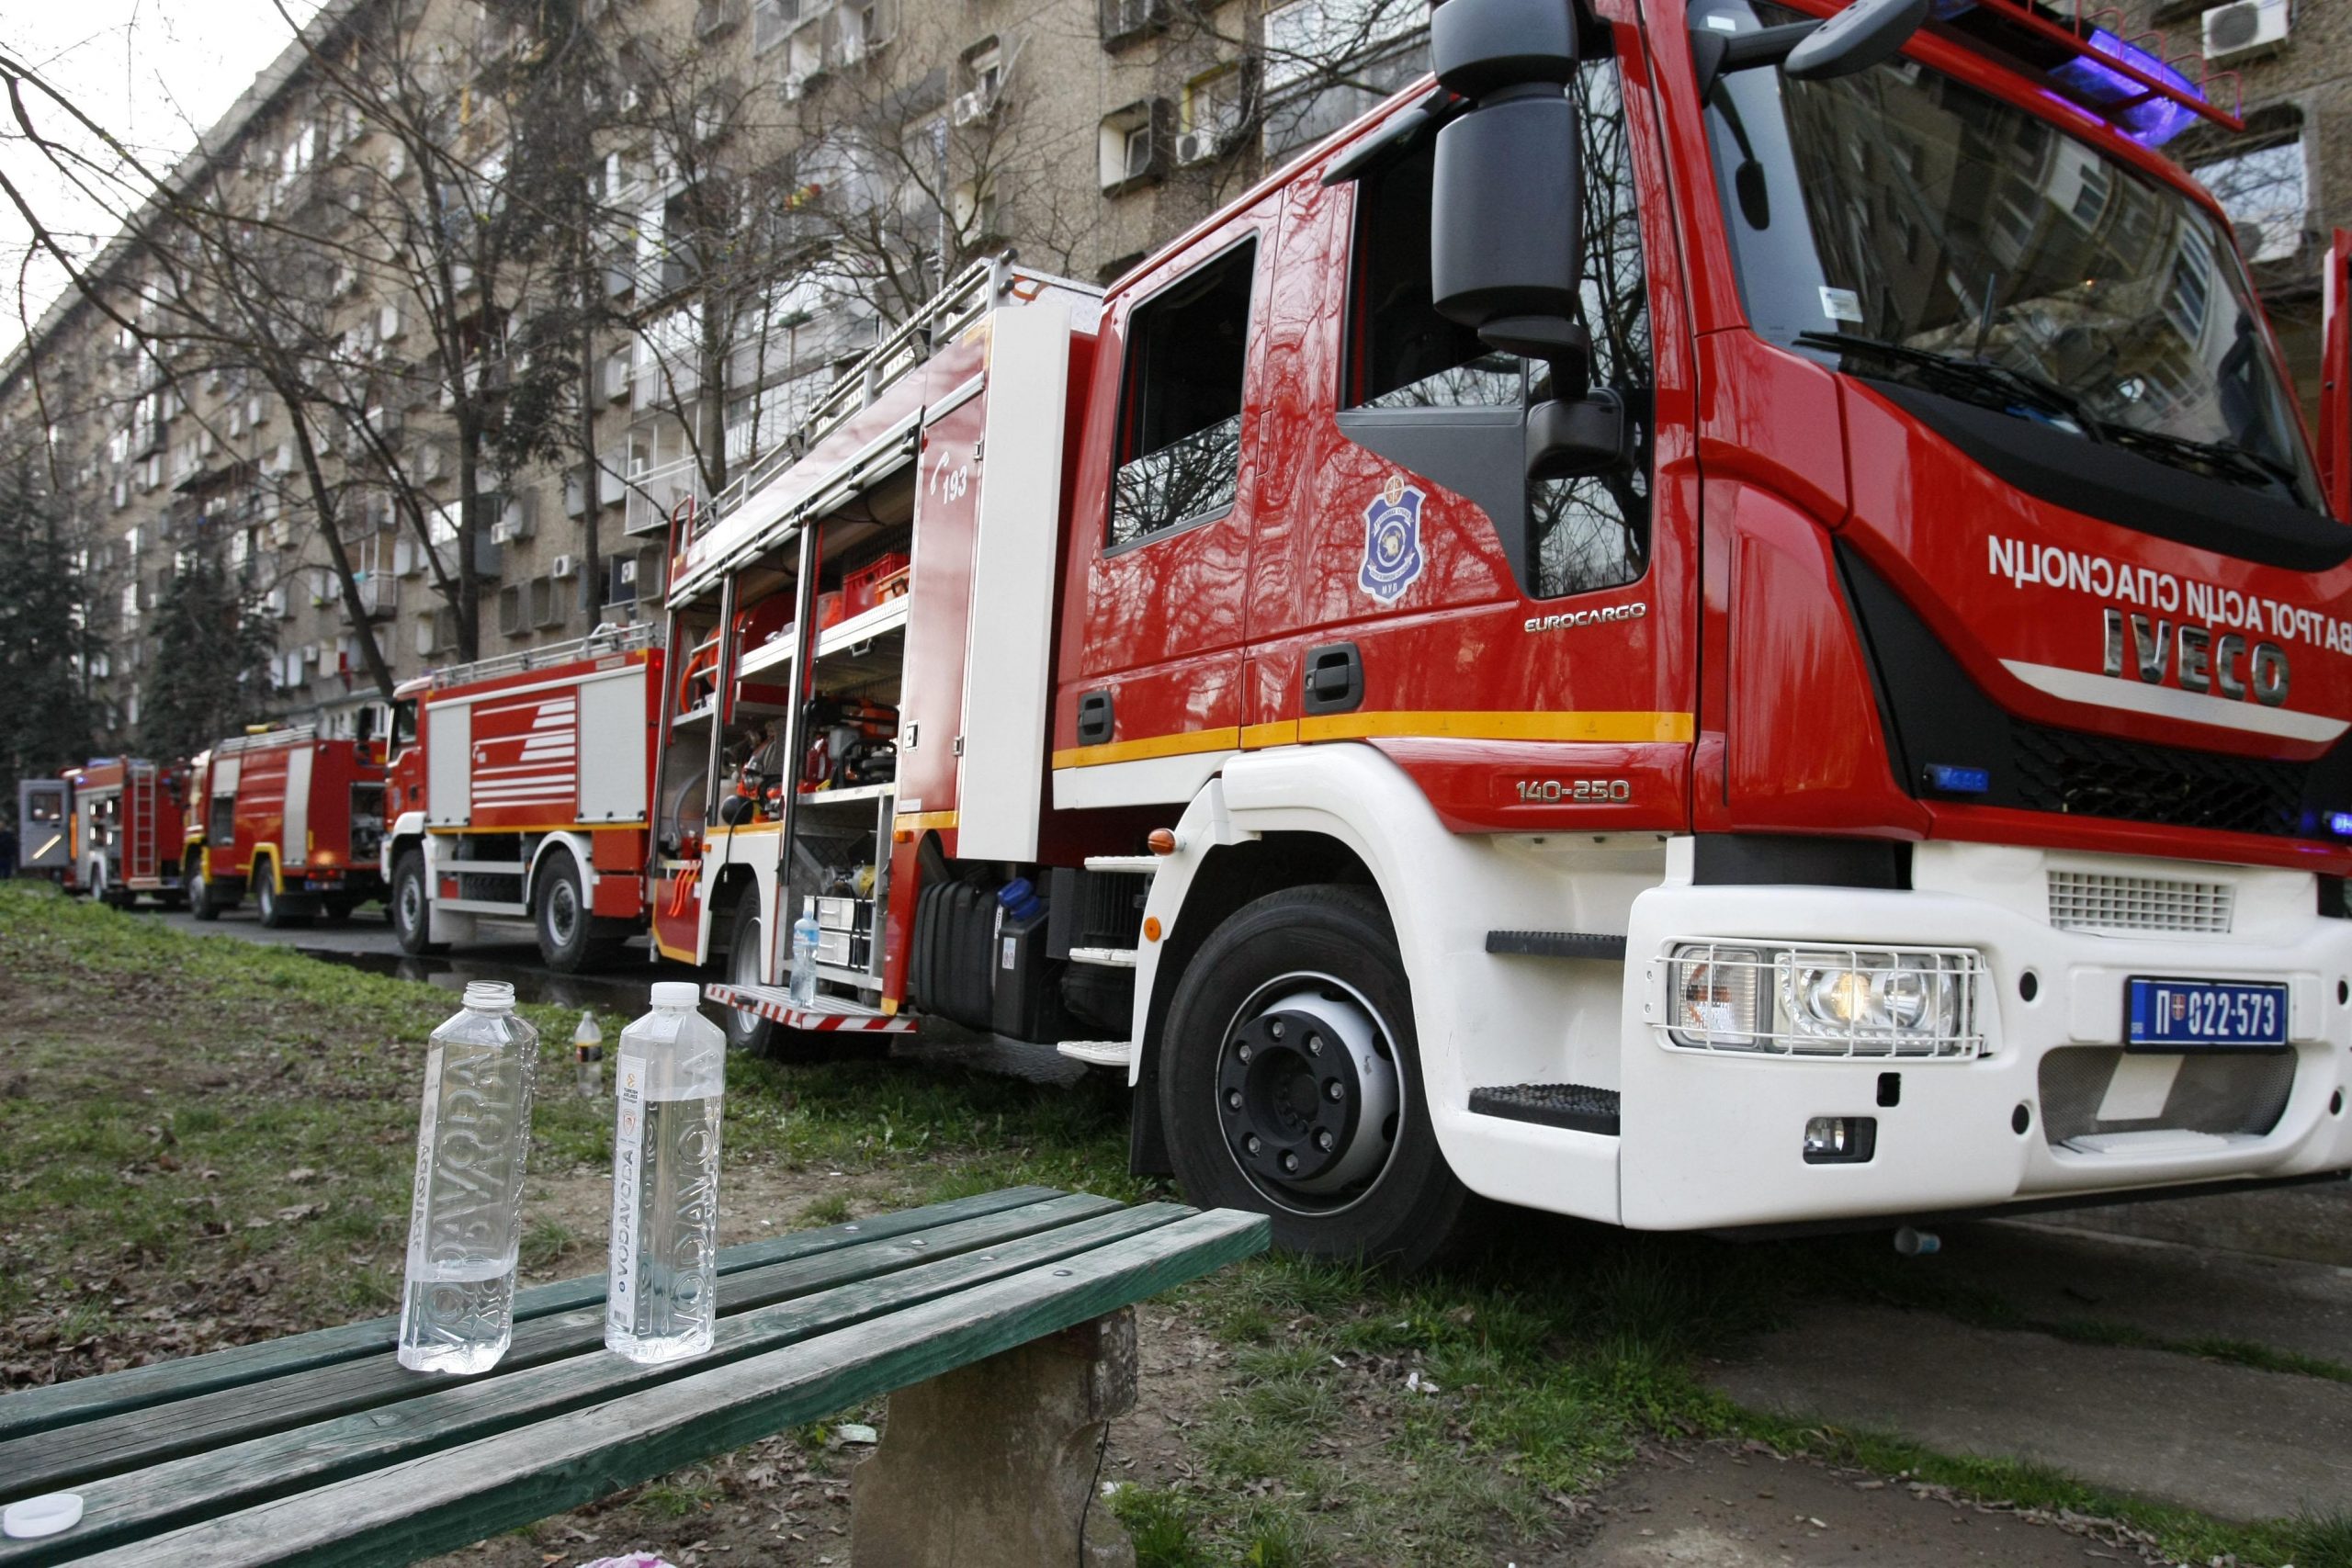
xmin=398 ymin=982 xmax=539 ymax=1374
xmin=788 ymin=900 xmax=821 ymax=1007
xmin=606 ymin=980 xmax=729 ymax=1364
xmin=573 ymin=1010 xmax=604 ymax=1099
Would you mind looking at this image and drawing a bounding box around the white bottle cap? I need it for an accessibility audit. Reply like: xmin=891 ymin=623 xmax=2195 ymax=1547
xmin=3 ymin=1493 xmax=84 ymax=1540
xmin=462 ymin=981 xmax=516 ymax=1011
xmin=650 ymin=981 xmax=702 ymax=1010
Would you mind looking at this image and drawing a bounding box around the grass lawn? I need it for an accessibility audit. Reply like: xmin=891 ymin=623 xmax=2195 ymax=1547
xmin=1 ymin=879 xmax=2345 ymax=1568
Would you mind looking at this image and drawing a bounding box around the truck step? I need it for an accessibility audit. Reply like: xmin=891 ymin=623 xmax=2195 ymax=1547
xmin=1485 ymin=930 xmax=1628 ymax=961
xmin=1082 ymin=855 xmax=1161 ymax=876
xmin=1467 ymin=1083 xmax=1622 ymax=1136
xmin=1069 ymin=946 xmax=1138 ymax=968
xmin=1054 ymin=1040 xmax=1135 ymax=1069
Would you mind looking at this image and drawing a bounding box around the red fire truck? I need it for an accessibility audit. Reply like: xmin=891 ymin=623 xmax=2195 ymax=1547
xmin=184 ymin=727 xmax=388 ymax=925
xmin=64 ymin=758 xmax=188 ymax=908
xmin=648 ymin=0 xmax=2352 ymax=1265
xmin=13 ymin=761 xmax=186 ymax=905
xmin=379 ymin=626 xmax=665 ymax=971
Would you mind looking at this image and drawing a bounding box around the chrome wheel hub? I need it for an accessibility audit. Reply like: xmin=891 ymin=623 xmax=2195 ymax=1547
xmin=1217 ymin=979 xmax=1399 ymax=1210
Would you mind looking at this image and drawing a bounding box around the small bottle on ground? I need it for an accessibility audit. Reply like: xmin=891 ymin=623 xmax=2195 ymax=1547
xmin=606 ymin=980 xmax=729 ymax=1364
xmin=573 ymin=1010 xmax=604 ymax=1099
xmin=398 ymin=981 xmax=539 ymax=1374
xmin=788 ymin=899 xmax=821 ymax=1006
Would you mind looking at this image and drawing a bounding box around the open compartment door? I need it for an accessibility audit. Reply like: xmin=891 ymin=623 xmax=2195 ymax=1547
xmin=2323 ymin=230 xmax=2352 ymax=523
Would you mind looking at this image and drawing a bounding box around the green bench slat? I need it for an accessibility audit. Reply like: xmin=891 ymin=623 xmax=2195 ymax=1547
xmin=2 ymin=1192 xmax=1119 ymax=1498
xmin=71 ymin=1209 xmax=1270 ymax=1568
xmin=0 ymin=1203 xmax=1203 ymax=1565
xmin=0 ymin=1185 xmax=1060 ymax=1441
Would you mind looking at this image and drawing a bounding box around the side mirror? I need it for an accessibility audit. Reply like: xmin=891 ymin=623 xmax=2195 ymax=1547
xmin=1428 ymin=0 xmax=1587 ymax=389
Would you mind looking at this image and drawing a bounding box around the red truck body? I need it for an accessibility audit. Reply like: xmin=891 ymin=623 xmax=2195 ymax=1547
xmin=184 ymin=728 xmax=386 ymax=926
xmin=13 ymin=761 xmax=187 ymax=903
xmin=380 ymin=626 xmax=665 ymax=970
xmin=632 ymin=0 xmax=2352 ymax=1264
xmin=63 ymin=758 xmax=189 ymax=907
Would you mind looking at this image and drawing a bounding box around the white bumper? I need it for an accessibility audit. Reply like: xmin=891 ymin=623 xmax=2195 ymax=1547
xmin=1617 ymin=842 xmax=2352 ymax=1229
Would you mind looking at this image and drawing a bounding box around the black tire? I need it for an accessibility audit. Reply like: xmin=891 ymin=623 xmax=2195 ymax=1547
xmin=1159 ymin=884 xmax=1477 ymax=1270
xmin=254 ymin=869 xmax=300 ymax=929
xmin=391 ymin=848 xmax=442 ymax=955
xmin=720 ymin=896 xmax=780 ymax=1056
xmin=188 ymin=854 xmax=221 ymax=921
xmin=535 ymin=851 xmax=599 ymax=972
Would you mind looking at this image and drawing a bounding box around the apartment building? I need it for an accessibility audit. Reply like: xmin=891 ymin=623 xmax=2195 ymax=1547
xmin=0 ymin=0 xmax=1428 ymax=752
xmin=2115 ymin=0 xmax=2352 ymax=412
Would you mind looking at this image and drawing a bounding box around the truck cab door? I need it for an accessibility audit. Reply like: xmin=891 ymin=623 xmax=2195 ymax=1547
xmin=1247 ymin=38 xmax=1696 ymax=829
xmin=1054 ymin=222 xmax=1276 ymax=807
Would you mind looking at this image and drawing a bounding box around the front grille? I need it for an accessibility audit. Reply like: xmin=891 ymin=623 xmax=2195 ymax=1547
xmin=2046 ymin=870 xmax=2233 ymax=935
xmin=2037 ymin=1045 xmax=2295 ymax=1148
xmin=2009 ymin=720 xmax=2304 ymax=839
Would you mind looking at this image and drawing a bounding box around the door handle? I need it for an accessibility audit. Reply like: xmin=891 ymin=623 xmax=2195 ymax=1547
xmin=1076 ymin=690 xmax=1114 ymax=746
xmin=1303 ymin=642 xmax=1363 ymax=715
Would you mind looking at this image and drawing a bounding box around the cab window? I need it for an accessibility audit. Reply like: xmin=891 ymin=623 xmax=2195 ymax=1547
xmin=1109 ymin=239 xmax=1257 ymax=548
xmin=1346 ymin=59 xmax=1654 ymax=599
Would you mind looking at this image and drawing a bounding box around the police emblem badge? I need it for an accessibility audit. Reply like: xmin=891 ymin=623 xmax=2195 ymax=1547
xmin=1360 ymin=474 xmax=1426 ymax=604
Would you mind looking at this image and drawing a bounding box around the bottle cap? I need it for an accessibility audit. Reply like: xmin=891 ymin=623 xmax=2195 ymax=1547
xmin=462 ymin=981 xmax=516 ymax=1012
xmin=3 ymin=1493 xmax=84 ymax=1540
xmin=650 ymin=981 xmax=701 ymax=1010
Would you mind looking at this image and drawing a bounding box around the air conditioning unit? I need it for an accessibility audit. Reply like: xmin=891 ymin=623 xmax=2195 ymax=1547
xmin=2204 ymin=0 xmax=2290 ymax=61
xmin=393 ymin=536 xmax=424 ymax=578
xmin=1176 ymin=128 xmax=1223 ymax=166
xmin=550 ymin=554 xmax=578 ymax=580
xmin=952 ymin=89 xmax=995 ymax=126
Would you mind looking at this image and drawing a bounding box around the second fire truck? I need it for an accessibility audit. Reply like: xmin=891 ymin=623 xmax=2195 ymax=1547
xmin=379 ymin=626 xmax=666 ymax=971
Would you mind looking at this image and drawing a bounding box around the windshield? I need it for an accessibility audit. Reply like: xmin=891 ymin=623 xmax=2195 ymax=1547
xmin=1696 ymin=0 xmax=2321 ymax=512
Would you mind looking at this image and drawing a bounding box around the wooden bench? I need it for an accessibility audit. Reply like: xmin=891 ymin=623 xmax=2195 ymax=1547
xmin=0 ymin=1186 xmax=1266 ymax=1567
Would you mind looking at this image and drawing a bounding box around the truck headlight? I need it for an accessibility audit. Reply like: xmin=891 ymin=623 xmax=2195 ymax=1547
xmin=1667 ymin=943 xmax=1983 ymax=1058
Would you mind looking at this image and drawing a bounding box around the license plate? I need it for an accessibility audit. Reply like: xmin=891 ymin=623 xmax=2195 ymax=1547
xmin=2125 ymin=976 xmax=2288 ymax=1050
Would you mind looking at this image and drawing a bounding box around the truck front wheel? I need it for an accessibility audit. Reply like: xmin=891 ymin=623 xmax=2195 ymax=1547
xmin=1159 ymin=885 xmax=1476 ymax=1270
xmin=721 ymin=897 xmax=781 ymax=1056
xmin=536 ymin=852 xmax=596 ymax=973
xmin=391 ymin=850 xmax=443 ymax=955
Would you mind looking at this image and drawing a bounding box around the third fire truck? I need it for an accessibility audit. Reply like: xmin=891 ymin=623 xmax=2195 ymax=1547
xmin=380 ymin=626 xmax=665 ymax=971
xmin=605 ymin=0 xmax=2352 ymax=1264
xmin=185 ymin=727 xmax=387 ymax=925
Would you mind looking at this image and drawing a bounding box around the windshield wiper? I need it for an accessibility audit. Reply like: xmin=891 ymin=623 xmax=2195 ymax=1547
xmin=2090 ymin=423 xmax=2307 ymax=502
xmin=1793 ymin=331 xmax=2092 ymax=431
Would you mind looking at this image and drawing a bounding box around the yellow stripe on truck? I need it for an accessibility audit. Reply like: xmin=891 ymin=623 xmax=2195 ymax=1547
xmin=1056 ymin=711 xmax=1696 ymax=767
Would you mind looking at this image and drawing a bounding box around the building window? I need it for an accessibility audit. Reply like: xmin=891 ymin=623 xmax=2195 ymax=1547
xmin=2195 ymin=136 xmax=2309 ymax=265
xmin=1109 ymin=239 xmax=1256 ymax=548
xmin=1180 ymin=64 xmax=1253 ymax=164
xmin=1099 ymin=101 xmax=1168 ymax=195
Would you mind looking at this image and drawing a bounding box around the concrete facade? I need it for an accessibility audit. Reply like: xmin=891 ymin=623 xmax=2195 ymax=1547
xmin=2120 ymin=0 xmax=2352 ymax=415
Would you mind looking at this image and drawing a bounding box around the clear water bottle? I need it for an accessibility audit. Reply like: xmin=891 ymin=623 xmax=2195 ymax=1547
xmin=788 ymin=900 xmax=821 ymax=1007
xmin=606 ymin=980 xmax=728 ymax=1364
xmin=398 ymin=981 xmax=539 ymax=1374
xmin=573 ymin=1010 xmax=604 ymax=1099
